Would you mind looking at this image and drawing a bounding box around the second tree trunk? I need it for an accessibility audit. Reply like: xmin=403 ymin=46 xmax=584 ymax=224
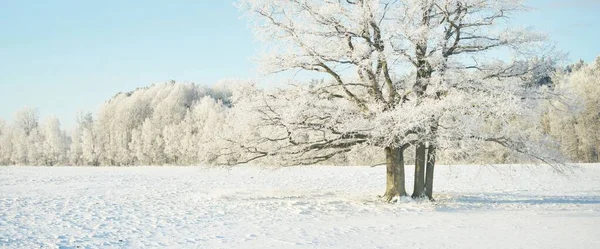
xmin=425 ymin=144 xmax=436 ymax=200
xmin=412 ymin=142 xmax=427 ymax=198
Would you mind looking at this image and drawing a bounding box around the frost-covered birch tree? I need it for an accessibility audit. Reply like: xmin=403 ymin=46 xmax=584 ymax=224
xmin=40 ymin=117 xmax=69 ymax=165
xmin=0 ymin=119 xmax=11 ymax=165
xmin=69 ymin=112 xmax=96 ymax=165
xmin=9 ymin=107 xmax=40 ymax=165
xmin=233 ymin=0 xmax=562 ymax=201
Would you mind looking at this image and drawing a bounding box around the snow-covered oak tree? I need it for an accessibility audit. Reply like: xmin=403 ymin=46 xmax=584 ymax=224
xmin=234 ymin=0 xmax=562 ymax=201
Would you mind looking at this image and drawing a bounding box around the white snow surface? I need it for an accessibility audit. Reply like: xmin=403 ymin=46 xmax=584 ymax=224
xmin=1 ymin=164 xmax=599 ymax=249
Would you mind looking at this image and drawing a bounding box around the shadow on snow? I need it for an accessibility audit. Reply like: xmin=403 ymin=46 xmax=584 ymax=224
xmin=431 ymin=193 xmax=600 ymax=212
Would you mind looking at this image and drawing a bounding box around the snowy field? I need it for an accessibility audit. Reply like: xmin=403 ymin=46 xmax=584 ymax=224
xmin=1 ymin=165 xmax=599 ymax=249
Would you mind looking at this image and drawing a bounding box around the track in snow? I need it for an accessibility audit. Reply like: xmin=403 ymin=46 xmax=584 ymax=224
xmin=0 ymin=164 xmax=599 ymax=248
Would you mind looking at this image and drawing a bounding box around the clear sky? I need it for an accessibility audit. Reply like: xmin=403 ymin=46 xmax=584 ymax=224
xmin=1 ymin=0 xmax=599 ymax=128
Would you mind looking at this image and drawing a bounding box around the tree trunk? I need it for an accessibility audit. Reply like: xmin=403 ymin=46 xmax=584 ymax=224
xmin=382 ymin=146 xmax=407 ymax=202
xmin=425 ymin=144 xmax=436 ymax=201
xmin=412 ymin=142 xmax=426 ymax=199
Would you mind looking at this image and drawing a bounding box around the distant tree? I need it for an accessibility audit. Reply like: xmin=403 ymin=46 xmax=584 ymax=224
xmin=40 ymin=116 xmax=68 ymax=165
xmin=0 ymin=119 xmax=12 ymax=165
xmin=141 ymin=119 xmax=165 ymax=165
xmin=13 ymin=107 xmax=39 ymax=137
xmin=80 ymin=120 xmax=99 ymax=166
xmin=8 ymin=107 xmax=40 ymax=165
xmin=25 ymin=127 xmax=43 ymax=165
xmin=69 ymin=112 xmax=93 ymax=165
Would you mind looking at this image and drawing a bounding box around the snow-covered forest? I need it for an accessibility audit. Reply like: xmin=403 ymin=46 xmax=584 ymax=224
xmin=0 ymin=58 xmax=598 ymax=166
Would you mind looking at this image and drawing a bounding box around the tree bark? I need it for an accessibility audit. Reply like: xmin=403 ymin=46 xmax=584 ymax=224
xmin=382 ymin=146 xmax=407 ymax=202
xmin=412 ymin=142 xmax=426 ymax=199
xmin=425 ymin=143 xmax=436 ymax=201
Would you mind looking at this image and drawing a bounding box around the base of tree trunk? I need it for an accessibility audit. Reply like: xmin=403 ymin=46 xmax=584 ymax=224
xmin=381 ymin=188 xmax=408 ymax=203
xmin=382 ymin=146 xmax=408 ymax=203
xmin=416 ymin=191 xmax=435 ymax=201
xmin=410 ymin=194 xmax=434 ymax=202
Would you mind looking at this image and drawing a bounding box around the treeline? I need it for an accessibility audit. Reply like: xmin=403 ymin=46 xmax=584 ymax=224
xmin=0 ymin=82 xmax=230 ymax=166
xmin=0 ymin=58 xmax=599 ymax=166
xmin=543 ymin=59 xmax=600 ymax=163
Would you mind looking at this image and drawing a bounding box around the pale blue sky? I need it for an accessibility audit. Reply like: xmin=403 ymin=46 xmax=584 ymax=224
xmin=1 ymin=0 xmax=599 ymax=128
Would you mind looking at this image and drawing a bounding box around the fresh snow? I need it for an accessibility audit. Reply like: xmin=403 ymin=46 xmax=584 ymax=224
xmin=1 ymin=165 xmax=599 ymax=248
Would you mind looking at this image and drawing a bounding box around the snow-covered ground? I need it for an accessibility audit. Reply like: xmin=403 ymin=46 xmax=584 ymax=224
xmin=0 ymin=164 xmax=599 ymax=249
